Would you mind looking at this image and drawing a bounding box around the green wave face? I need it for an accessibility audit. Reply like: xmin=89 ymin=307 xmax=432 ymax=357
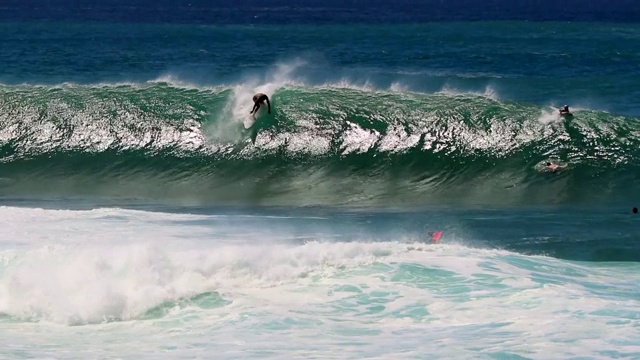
xmin=1 ymin=82 xmax=639 ymax=207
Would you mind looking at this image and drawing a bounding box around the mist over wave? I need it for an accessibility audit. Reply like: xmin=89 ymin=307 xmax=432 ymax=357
xmin=0 ymin=62 xmax=638 ymax=206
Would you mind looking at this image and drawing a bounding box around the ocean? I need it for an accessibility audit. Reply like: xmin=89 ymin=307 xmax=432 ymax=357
xmin=1 ymin=2 xmax=640 ymax=359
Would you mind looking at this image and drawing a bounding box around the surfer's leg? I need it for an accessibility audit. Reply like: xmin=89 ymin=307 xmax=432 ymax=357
xmin=250 ymin=128 xmax=258 ymax=144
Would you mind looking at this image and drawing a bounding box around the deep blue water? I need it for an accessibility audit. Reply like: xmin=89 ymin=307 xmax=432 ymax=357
xmin=3 ymin=0 xmax=640 ymax=23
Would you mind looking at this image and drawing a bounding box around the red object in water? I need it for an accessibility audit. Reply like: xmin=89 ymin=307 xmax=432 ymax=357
xmin=431 ymin=231 xmax=443 ymax=243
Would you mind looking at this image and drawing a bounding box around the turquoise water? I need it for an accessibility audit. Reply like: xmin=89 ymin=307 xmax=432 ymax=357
xmin=0 ymin=206 xmax=639 ymax=359
xmin=1 ymin=5 xmax=640 ymax=359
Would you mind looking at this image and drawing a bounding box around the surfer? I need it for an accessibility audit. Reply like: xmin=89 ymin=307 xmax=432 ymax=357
xmin=559 ymin=105 xmax=571 ymax=115
xmin=429 ymin=231 xmax=443 ymax=243
xmin=250 ymin=93 xmax=271 ymax=117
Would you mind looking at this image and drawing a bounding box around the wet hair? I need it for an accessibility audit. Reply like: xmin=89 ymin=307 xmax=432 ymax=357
xmin=546 ymin=162 xmax=552 ymax=166
xmin=633 ymin=207 xmax=638 ymax=214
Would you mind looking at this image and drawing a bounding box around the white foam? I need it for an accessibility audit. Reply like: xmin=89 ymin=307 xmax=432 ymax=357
xmin=537 ymin=106 xmax=566 ymax=125
xmin=340 ymin=121 xmax=380 ymax=154
xmin=319 ymin=78 xmax=376 ymax=92
xmin=1 ymin=206 xmax=639 ymax=360
xmin=0 ymin=238 xmax=427 ymax=324
xmin=228 ymin=59 xmax=305 ymax=121
xmin=389 ymin=81 xmax=409 ymax=92
xmin=439 ymin=84 xmax=500 ymax=100
xmin=200 ymin=58 xmax=309 ymax=144
xmin=0 ymin=206 xmax=495 ymax=324
xmin=149 ymin=74 xmax=207 ymax=89
xmin=377 ymin=123 xmax=422 ymax=153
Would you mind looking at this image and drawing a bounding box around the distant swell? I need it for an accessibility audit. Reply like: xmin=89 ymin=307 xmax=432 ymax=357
xmin=1 ymin=82 xmax=639 ymax=206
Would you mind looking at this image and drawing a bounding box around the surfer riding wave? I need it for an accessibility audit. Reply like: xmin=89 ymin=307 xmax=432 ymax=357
xmin=250 ymin=93 xmax=271 ymax=119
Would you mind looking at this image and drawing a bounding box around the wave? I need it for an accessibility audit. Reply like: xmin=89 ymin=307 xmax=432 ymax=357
xmin=0 ymin=81 xmax=639 ymax=206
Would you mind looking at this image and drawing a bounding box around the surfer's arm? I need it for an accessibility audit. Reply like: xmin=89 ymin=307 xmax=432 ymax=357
xmin=266 ymin=97 xmax=271 ymax=114
xmin=250 ymin=103 xmax=259 ymax=114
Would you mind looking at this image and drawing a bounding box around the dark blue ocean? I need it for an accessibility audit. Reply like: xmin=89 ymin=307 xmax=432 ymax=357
xmin=0 ymin=2 xmax=639 ymax=359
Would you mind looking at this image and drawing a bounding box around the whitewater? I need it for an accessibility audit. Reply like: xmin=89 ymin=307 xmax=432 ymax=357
xmin=1 ymin=206 xmax=639 ymax=359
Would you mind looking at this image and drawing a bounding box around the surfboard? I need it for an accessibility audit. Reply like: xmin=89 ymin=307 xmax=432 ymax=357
xmin=244 ymin=105 xmax=269 ymax=129
xmin=243 ymin=115 xmax=256 ymax=129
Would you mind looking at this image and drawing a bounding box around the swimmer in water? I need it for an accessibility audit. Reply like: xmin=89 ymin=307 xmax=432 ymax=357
xmin=545 ymin=162 xmax=564 ymax=171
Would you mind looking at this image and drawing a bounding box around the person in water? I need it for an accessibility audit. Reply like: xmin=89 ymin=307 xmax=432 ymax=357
xmin=250 ymin=93 xmax=271 ymax=117
xmin=559 ymin=105 xmax=571 ymax=115
xmin=545 ymin=162 xmax=563 ymax=171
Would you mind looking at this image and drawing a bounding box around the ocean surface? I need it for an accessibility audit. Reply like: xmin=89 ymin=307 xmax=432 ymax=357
xmin=1 ymin=2 xmax=640 ymax=359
